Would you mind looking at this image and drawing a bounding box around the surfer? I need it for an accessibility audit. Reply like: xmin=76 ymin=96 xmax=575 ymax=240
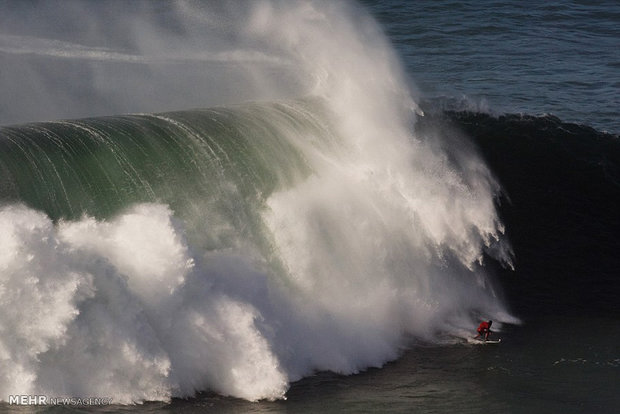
xmin=474 ymin=320 xmax=493 ymax=341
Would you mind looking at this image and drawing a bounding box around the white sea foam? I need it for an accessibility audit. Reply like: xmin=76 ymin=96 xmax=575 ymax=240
xmin=0 ymin=203 xmax=289 ymax=402
xmin=0 ymin=187 xmax=513 ymax=402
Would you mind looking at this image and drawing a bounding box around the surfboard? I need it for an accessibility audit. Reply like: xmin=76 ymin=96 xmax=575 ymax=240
xmin=467 ymin=338 xmax=501 ymax=344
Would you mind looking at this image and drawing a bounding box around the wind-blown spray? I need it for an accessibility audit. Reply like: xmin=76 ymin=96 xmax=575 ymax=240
xmin=0 ymin=0 xmax=517 ymax=403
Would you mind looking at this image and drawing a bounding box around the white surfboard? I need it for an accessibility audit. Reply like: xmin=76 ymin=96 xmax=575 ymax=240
xmin=467 ymin=337 xmax=501 ymax=344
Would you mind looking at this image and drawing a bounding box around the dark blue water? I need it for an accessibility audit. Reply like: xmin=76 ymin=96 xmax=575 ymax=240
xmin=364 ymin=0 xmax=620 ymax=133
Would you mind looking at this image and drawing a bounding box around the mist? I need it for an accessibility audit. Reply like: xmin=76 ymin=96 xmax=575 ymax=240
xmin=0 ymin=1 xmax=323 ymax=125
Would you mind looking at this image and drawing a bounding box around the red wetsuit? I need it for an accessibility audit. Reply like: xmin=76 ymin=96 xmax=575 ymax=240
xmin=477 ymin=321 xmax=491 ymax=335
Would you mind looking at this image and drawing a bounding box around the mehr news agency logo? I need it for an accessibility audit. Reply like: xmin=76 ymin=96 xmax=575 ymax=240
xmin=8 ymin=394 xmax=113 ymax=406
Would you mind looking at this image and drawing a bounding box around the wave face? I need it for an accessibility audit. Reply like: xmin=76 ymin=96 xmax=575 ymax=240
xmin=0 ymin=0 xmax=515 ymax=403
xmin=416 ymin=109 xmax=620 ymax=318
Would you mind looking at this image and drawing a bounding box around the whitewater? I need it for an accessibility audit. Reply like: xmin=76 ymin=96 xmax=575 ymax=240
xmin=0 ymin=0 xmax=518 ymax=403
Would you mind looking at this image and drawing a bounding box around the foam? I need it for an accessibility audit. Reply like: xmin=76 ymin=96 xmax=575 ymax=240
xmin=0 ymin=186 xmax=513 ymax=402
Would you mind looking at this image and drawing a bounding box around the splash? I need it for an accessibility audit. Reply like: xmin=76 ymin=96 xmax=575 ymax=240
xmin=0 ymin=0 xmax=517 ymax=403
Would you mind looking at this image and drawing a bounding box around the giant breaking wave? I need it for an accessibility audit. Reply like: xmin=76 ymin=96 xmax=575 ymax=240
xmin=0 ymin=0 xmax=517 ymax=403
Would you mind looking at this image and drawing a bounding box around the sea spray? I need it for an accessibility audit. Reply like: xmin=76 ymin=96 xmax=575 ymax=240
xmin=0 ymin=0 xmax=517 ymax=403
xmin=0 ymin=203 xmax=287 ymax=402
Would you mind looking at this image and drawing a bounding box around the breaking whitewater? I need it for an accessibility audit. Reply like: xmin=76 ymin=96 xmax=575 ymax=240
xmin=0 ymin=0 xmax=520 ymax=404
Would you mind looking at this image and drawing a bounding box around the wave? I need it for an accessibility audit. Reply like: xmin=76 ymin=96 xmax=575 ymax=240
xmin=0 ymin=0 xmax=515 ymax=404
xmin=0 ymin=97 xmax=516 ymax=403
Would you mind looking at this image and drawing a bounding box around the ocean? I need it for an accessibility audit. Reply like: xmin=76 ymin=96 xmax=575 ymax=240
xmin=0 ymin=1 xmax=618 ymax=413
